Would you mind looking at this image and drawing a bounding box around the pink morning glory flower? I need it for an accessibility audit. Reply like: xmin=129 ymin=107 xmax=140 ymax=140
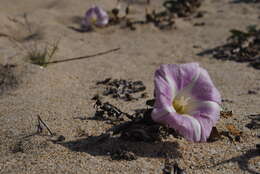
xmin=151 ymin=63 xmax=221 ymax=142
xmin=82 ymin=6 xmax=109 ymax=30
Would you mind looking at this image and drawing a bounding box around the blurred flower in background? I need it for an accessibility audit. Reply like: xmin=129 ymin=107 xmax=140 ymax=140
xmin=82 ymin=6 xmax=109 ymax=31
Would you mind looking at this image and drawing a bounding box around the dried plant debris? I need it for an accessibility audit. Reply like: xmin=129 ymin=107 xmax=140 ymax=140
xmin=145 ymin=9 xmax=176 ymax=30
xmin=36 ymin=115 xmax=55 ymax=136
xmin=22 ymin=115 xmax=63 ymax=143
xmin=120 ymin=120 xmax=166 ymax=142
xmin=102 ymin=0 xmax=203 ymax=31
xmin=199 ymin=25 xmax=260 ymax=69
xmin=226 ymin=124 xmax=242 ymax=136
xmin=0 ymin=64 xmax=18 ymax=95
xmin=96 ymin=78 xmax=147 ymax=101
xmin=224 ymin=124 xmax=242 ymax=142
xmin=110 ymin=146 xmax=137 ymax=161
xmin=91 ymin=96 xmax=133 ymax=122
xmin=163 ymin=159 xmax=186 ymax=174
xmin=220 ymin=110 xmax=233 ymax=119
xmin=163 ymin=0 xmax=203 ymax=17
xmin=109 ymin=1 xmax=186 ymax=31
xmin=145 ymin=0 xmax=203 ymax=29
xmin=119 ymin=108 xmax=179 ymax=142
xmin=208 ymin=126 xmax=242 ymax=143
xmin=91 ymin=97 xmax=179 ymax=142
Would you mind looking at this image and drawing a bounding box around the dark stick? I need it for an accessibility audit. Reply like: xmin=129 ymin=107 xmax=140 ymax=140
xmin=37 ymin=115 xmax=54 ymax=136
xmin=36 ymin=116 xmax=43 ymax=134
xmin=45 ymin=47 xmax=120 ymax=65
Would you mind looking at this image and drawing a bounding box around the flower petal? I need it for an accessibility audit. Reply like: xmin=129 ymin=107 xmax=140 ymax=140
xmin=188 ymin=101 xmax=220 ymax=123
xmin=191 ymin=67 xmax=221 ymax=104
xmin=188 ymin=101 xmax=221 ymax=141
xmin=152 ymin=105 xmax=175 ymax=121
xmin=153 ymin=66 xmax=178 ymax=121
xmin=154 ymin=69 xmax=176 ymax=104
xmin=154 ymin=63 xmax=200 ymax=107
xmin=160 ymin=63 xmax=200 ymax=91
xmin=194 ymin=114 xmax=216 ymax=142
xmin=82 ymin=7 xmax=96 ymax=29
xmin=152 ymin=111 xmax=202 ymax=142
xmin=94 ymin=6 xmax=109 ymax=27
xmin=82 ymin=6 xmax=109 ymax=30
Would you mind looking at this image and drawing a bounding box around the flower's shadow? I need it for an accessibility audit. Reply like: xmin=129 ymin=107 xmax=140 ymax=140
xmin=68 ymin=16 xmax=88 ymax=33
xmin=60 ymin=99 xmax=181 ymax=159
xmin=58 ymin=133 xmax=181 ymax=159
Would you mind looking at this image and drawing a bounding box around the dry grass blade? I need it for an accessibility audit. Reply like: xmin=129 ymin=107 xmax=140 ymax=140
xmin=45 ymin=47 xmax=120 ymax=65
xmin=37 ymin=115 xmax=54 ymax=136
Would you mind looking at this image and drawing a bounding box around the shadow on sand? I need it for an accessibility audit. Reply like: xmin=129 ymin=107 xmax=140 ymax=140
xmin=246 ymin=114 xmax=260 ymax=130
xmin=57 ymin=135 xmax=181 ymax=159
xmin=213 ymin=147 xmax=260 ymax=174
xmin=232 ymin=0 xmax=260 ymax=3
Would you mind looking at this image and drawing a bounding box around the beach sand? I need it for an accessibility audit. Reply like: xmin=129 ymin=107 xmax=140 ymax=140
xmin=0 ymin=0 xmax=259 ymax=173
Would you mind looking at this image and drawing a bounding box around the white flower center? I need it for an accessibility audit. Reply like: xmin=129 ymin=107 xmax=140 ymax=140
xmin=172 ymin=96 xmax=191 ymax=114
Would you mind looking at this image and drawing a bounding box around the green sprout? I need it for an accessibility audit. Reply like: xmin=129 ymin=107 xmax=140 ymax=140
xmin=27 ymin=39 xmax=60 ymax=67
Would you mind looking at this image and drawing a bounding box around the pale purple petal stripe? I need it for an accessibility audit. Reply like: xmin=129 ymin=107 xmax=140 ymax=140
xmin=94 ymin=6 xmax=109 ymax=26
xmin=161 ymin=63 xmax=200 ymax=90
xmin=82 ymin=7 xmax=96 ymax=28
xmin=191 ymin=67 xmax=221 ymax=104
xmin=82 ymin=6 xmax=109 ymax=29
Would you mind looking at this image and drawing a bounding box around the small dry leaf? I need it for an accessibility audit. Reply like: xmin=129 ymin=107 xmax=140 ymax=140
xmin=220 ymin=110 xmax=233 ymax=118
xmin=226 ymin=124 xmax=242 ymax=136
xmin=208 ymin=127 xmax=221 ymax=142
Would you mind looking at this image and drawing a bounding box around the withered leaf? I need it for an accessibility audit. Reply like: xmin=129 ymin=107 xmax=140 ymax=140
xmin=226 ymin=124 xmax=242 ymax=136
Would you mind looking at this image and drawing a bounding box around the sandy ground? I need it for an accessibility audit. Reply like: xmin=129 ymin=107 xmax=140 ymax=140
xmin=0 ymin=0 xmax=260 ymax=173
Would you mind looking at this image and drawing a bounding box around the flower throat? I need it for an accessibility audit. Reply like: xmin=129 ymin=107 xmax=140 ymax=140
xmin=172 ymin=96 xmax=190 ymax=114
